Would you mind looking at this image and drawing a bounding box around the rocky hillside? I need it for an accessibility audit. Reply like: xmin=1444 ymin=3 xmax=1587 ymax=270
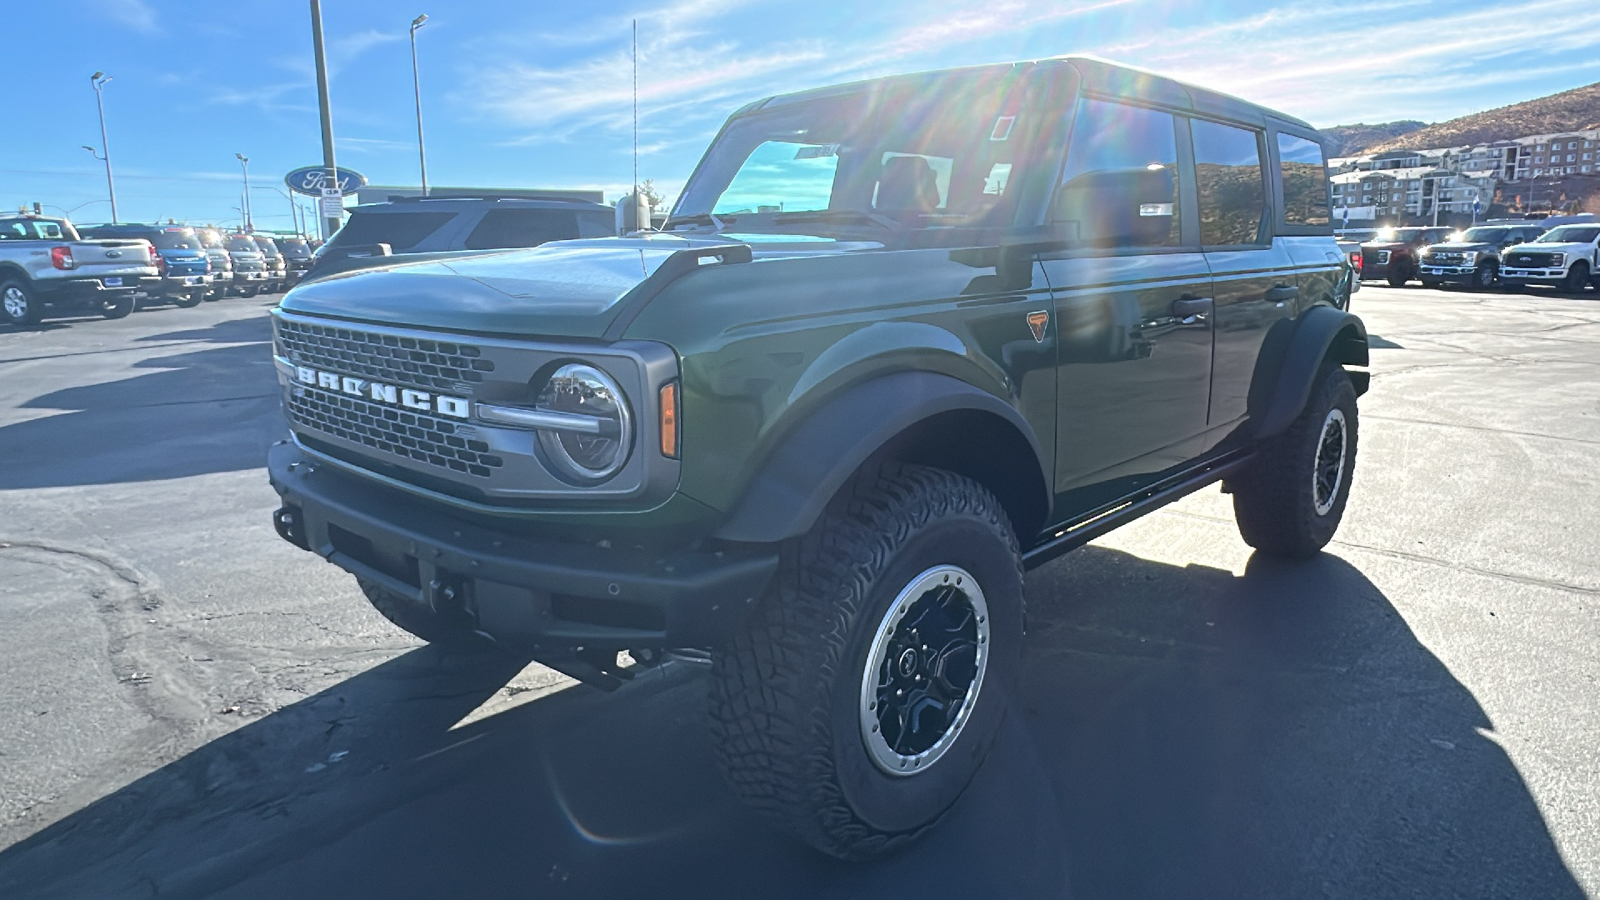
xmin=1333 ymin=80 xmax=1600 ymax=156
xmin=1322 ymin=121 xmax=1427 ymax=157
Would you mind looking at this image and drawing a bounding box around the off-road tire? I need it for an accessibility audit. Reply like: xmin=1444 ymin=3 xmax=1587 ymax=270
xmin=173 ymin=291 xmax=205 ymax=308
xmin=356 ymin=577 xmax=495 ymax=653
xmin=1563 ymin=261 xmax=1590 ymax=294
xmin=1473 ymin=262 xmax=1498 ymax=291
xmin=1231 ymin=363 xmax=1358 ymax=558
xmin=102 ymin=294 xmax=135 ymax=319
xmin=1 ymin=279 xmax=42 ymax=326
xmin=709 ymin=462 xmax=1025 ymax=860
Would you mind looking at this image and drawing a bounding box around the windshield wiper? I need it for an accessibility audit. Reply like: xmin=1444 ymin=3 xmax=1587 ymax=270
xmin=772 ymin=208 xmax=903 ymax=232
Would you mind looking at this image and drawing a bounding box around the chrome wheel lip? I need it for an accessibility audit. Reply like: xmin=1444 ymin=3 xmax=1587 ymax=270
xmin=859 ymin=564 xmax=989 ymax=777
xmin=2 ymin=286 xmax=26 ymax=319
xmin=1313 ymin=407 xmax=1348 ymax=517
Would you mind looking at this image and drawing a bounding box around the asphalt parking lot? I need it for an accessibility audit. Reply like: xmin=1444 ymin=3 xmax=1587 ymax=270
xmin=0 ymin=283 xmax=1596 ymax=899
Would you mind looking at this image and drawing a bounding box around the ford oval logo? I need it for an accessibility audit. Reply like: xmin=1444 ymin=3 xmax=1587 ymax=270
xmin=284 ymin=166 xmax=368 ymax=197
xmin=106 ymin=250 xmax=122 ymax=258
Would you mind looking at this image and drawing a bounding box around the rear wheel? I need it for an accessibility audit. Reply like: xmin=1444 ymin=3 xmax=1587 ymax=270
xmin=241 ymin=285 xmax=260 ymax=298
xmin=102 ymin=294 xmax=135 ymax=319
xmin=710 ymin=462 xmax=1024 ymax=860
xmin=1563 ymin=261 xmax=1591 ymax=294
xmin=1231 ymin=363 xmax=1358 ymax=558
xmin=1 ymin=279 xmax=41 ymax=326
xmin=173 ymin=291 xmax=204 ymax=308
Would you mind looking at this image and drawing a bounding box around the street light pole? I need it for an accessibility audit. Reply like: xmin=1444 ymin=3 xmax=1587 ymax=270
xmin=90 ymin=72 xmax=118 ymax=223
xmin=410 ymin=14 xmax=429 ymax=197
xmin=236 ymin=154 xmax=252 ymax=230
xmin=310 ymin=0 xmax=343 ymax=237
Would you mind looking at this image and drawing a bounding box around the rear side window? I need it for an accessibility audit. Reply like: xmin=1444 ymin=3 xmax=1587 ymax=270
xmin=1053 ymin=99 xmax=1181 ymax=247
xmin=1277 ymin=134 xmax=1330 ymax=226
xmin=577 ymin=212 xmax=615 ymax=238
xmin=1192 ymin=119 xmax=1267 ymax=246
xmin=328 ymin=211 xmax=454 ymax=252
xmin=462 ymin=209 xmax=585 ymax=250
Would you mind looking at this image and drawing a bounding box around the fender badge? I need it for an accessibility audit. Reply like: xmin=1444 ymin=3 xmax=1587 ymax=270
xmin=1027 ymin=310 xmax=1049 ymax=343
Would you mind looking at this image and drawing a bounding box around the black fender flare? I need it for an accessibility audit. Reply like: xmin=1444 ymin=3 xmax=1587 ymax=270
xmin=1254 ymin=306 xmax=1370 ymax=439
xmin=712 ymin=371 xmax=1048 ymax=544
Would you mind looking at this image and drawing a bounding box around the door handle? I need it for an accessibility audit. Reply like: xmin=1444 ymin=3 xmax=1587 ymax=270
xmin=1171 ymin=296 xmax=1213 ymax=320
xmin=1264 ymin=284 xmax=1299 ymax=304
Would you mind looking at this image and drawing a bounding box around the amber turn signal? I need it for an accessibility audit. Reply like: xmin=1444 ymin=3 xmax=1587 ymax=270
xmin=659 ymin=381 xmax=679 ymax=458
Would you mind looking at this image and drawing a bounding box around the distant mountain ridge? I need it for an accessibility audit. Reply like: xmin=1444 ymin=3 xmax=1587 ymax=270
xmin=1324 ymin=80 xmax=1600 ymax=157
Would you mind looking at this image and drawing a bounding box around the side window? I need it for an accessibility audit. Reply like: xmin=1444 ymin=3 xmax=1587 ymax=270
xmin=1192 ymin=119 xmax=1268 ymax=246
xmin=462 ymin=210 xmax=581 ymax=250
xmin=1052 ymin=98 xmax=1181 ymax=247
xmin=576 ymin=212 xmax=617 ymax=239
xmin=1277 ymin=133 xmax=1330 ymax=226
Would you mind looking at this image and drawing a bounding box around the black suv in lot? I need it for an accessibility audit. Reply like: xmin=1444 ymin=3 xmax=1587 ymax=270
xmin=1361 ymin=226 xmax=1452 ymax=286
xmin=1418 ymin=224 xmax=1547 ymax=289
xmin=304 ymin=196 xmax=616 ymax=283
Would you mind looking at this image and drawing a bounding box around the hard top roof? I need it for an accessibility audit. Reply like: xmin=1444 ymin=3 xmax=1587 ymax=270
xmin=745 ymin=55 xmax=1317 ymax=136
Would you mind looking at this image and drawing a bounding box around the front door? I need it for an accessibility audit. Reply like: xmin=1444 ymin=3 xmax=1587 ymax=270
xmin=1040 ymin=98 xmax=1215 ymax=517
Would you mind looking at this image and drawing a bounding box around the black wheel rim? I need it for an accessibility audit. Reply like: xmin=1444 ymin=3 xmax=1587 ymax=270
xmin=860 ymin=565 xmax=989 ymax=775
xmin=1313 ymin=408 xmax=1347 ymax=516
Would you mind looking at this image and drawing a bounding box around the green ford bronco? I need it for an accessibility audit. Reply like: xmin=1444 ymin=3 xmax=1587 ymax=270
xmin=268 ymin=56 xmax=1365 ymax=858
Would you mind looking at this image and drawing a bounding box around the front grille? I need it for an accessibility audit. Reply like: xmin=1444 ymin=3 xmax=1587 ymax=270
xmin=1508 ymin=252 xmax=1555 ymax=267
xmin=276 ymin=318 xmax=495 ymax=392
xmin=286 ymin=384 xmax=505 ymax=478
xmin=1429 ymin=252 xmax=1465 ymax=264
xmin=1362 ymin=249 xmax=1390 ymax=266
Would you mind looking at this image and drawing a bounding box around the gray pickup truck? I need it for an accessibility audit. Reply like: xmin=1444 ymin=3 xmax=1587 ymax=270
xmin=0 ymin=214 xmax=159 ymax=325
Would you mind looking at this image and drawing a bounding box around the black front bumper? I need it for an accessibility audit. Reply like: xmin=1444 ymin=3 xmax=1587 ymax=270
xmin=267 ymin=441 xmax=777 ymax=652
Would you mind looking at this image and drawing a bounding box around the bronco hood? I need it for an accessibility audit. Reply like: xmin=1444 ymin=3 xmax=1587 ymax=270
xmin=278 ymin=233 xmax=866 ymax=339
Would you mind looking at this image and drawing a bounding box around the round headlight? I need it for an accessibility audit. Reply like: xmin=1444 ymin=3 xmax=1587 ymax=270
xmin=534 ymin=364 xmax=632 ymax=482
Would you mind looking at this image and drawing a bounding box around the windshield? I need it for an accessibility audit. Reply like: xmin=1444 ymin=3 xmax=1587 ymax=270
xmin=0 ymin=217 xmax=80 ymax=241
xmin=1458 ymin=228 xmax=1508 ymax=243
xmin=672 ymin=69 xmax=1045 ymax=234
xmin=149 ymin=228 xmax=202 ymax=250
xmin=196 ymin=228 xmax=226 ymax=249
xmin=226 ymin=235 xmax=259 ymax=253
xmin=325 ymin=210 xmax=455 ymax=252
xmin=252 ymin=236 xmax=281 ymax=256
xmin=1537 ymin=225 xmax=1600 ymax=243
xmin=276 ymin=239 xmax=312 ymax=258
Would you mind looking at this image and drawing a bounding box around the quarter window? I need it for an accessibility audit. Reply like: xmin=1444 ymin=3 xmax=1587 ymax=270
xmin=1276 ymin=133 xmax=1330 ymax=226
xmin=1053 ymin=99 xmax=1181 ymax=247
xmin=1191 ymin=119 xmax=1267 ymax=246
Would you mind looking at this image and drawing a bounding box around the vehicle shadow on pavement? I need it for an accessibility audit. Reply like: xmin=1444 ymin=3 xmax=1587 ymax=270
xmin=0 ymin=326 xmax=283 ymax=490
xmin=0 ymin=547 xmax=1583 ymax=899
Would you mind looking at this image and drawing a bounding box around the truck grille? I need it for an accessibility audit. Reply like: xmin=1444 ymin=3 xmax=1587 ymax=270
xmin=1507 ymin=252 xmax=1555 ymax=267
xmin=276 ymin=318 xmax=495 ymax=392
xmin=285 ymin=384 xmax=504 ymax=478
xmin=1429 ymin=252 xmax=1466 ymax=264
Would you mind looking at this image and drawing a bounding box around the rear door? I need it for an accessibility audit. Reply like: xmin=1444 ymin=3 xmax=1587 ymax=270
xmin=1040 ymin=97 xmax=1215 ymax=514
xmin=1188 ymin=117 xmax=1299 ymax=446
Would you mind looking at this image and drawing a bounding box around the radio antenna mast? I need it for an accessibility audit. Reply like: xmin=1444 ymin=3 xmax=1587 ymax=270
xmin=632 ymin=18 xmax=639 ymax=204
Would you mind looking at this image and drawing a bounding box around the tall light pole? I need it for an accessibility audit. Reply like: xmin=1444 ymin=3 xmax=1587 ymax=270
xmin=410 ymin=14 xmax=429 ymax=197
xmin=90 ymin=72 xmax=118 ymax=224
xmin=236 ymin=153 xmax=252 ymax=230
xmin=311 ymin=0 xmax=343 ymax=237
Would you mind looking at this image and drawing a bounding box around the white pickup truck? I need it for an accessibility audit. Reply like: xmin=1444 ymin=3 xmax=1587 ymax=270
xmin=0 ymin=213 xmax=159 ymax=325
xmin=1499 ymin=223 xmax=1600 ymax=294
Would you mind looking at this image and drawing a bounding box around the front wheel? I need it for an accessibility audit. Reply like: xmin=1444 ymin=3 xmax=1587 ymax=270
xmin=1563 ymin=261 xmax=1591 ymax=294
xmin=710 ymin=463 xmax=1024 ymax=860
xmin=102 ymin=294 xmax=135 ymax=319
xmin=1386 ymin=265 xmax=1410 ymax=287
xmin=1473 ymin=262 xmax=1498 ymax=291
xmin=1 ymin=279 xmax=42 ymax=326
xmin=1230 ymin=364 xmax=1359 ymax=558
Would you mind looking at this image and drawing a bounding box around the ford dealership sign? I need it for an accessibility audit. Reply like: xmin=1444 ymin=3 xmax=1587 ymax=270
xmin=284 ymin=166 xmax=368 ymax=197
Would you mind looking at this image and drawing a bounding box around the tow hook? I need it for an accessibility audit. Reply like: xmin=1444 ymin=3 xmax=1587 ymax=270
xmin=273 ymin=506 xmax=309 ymax=551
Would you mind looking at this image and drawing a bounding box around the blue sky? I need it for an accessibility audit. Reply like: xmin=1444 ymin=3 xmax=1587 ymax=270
xmin=7 ymin=0 xmax=1600 ymax=229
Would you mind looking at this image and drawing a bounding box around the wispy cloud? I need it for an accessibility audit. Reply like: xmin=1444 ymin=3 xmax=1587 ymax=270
xmin=90 ymin=0 xmax=158 ymax=34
